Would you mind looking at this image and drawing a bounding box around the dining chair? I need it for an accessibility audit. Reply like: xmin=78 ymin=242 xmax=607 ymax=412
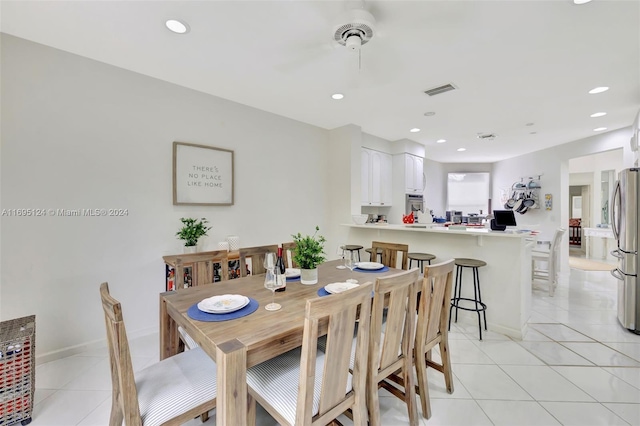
xmin=414 ymin=259 xmax=455 ymax=419
xmin=532 ymin=228 xmax=566 ymax=296
xmin=174 ymin=250 xmax=230 ymax=350
xmin=371 ymin=241 xmax=409 ymax=270
xmin=100 ymin=282 xmax=217 ymax=425
xmin=239 ymin=244 xmax=279 ymax=277
xmin=383 ymin=260 xmax=455 ymax=419
xmin=369 ymin=268 xmax=420 ymax=426
xmin=246 ymin=282 xmax=373 ymax=426
xmin=281 ymin=241 xmax=297 ymax=268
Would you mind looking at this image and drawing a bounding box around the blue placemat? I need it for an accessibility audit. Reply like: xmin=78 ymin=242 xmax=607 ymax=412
xmin=354 ymin=265 xmax=390 ymax=273
xmin=317 ymin=288 xmax=331 ymax=297
xmin=286 ymin=276 xmax=300 ymax=282
xmin=187 ymin=297 xmax=259 ymax=322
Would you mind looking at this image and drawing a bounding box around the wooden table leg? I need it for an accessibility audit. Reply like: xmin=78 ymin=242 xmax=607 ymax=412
xmin=216 ymin=339 xmax=248 ymax=426
xmin=159 ymin=292 xmax=179 ymax=360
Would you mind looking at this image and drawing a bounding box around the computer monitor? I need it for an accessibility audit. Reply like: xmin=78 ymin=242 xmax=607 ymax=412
xmin=491 ymin=210 xmax=517 ymax=231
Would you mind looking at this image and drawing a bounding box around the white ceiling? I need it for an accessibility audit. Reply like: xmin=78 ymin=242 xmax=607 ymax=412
xmin=2 ymin=0 xmax=639 ymax=162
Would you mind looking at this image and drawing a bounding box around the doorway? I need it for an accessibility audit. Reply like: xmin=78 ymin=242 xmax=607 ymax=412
xmin=569 ymin=185 xmax=590 ymax=254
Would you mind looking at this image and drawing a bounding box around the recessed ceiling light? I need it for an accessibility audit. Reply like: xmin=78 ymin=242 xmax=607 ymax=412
xmin=573 ymin=0 xmax=592 ymax=4
xmin=590 ymin=112 xmax=607 ymax=118
xmin=525 ymin=122 xmax=534 ymax=126
xmin=331 ymin=93 xmax=344 ymax=100
xmin=594 ymin=127 xmax=608 ymax=132
xmin=588 ymin=86 xmax=609 ymax=94
xmin=423 ymin=112 xmax=436 ymax=116
xmin=457 ymin=148 xmax=466 ymax=152
xmin=530 ymin=132 xmax=537 ymax=135
xmin=165 ymin=19 xmax=190 ymax=34
xmin=436 ymin=139 xmax=447 ymax=144
xmin=410 ymin=128 xmax=420 ymax=133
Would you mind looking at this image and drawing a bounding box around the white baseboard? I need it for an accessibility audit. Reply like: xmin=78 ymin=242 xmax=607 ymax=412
xmin=36 ymin=326 xmax=158 ymax=365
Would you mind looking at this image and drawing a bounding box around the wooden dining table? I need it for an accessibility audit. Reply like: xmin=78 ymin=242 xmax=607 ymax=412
xmin=159 ymin=259 xmax=400 ymax=425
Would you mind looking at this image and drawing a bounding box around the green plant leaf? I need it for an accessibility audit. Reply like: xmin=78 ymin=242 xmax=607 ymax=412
xmin=176 ymin=217 xmax=211 ymax=247
xmin=291 ymin=226 xmax=326 ymax=269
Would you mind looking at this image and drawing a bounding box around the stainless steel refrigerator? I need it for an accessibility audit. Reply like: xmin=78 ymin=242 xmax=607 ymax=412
xmin=611 ymin=168 xmax=640 ymax=333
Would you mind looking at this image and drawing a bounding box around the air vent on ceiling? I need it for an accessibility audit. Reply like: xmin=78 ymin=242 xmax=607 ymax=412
xmin=477 ymin=133 xmax=496 ymax=141
xmin=424 ymin=83 xmax=457 ymax=96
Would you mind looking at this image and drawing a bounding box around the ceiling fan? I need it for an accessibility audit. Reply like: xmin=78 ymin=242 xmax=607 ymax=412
xmin=277 ymin=2 xmax=395 ymax=88
xmin=333 ymin=7 xmax=376 ymax=52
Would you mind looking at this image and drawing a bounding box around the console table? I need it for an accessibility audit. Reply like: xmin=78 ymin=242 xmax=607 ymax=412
xmin=583 ymin=227 xmax=615 ymax=260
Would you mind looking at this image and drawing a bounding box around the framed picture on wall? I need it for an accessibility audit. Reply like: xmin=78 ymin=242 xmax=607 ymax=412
xmin=173 ymin=141 xmax=234 ymax=205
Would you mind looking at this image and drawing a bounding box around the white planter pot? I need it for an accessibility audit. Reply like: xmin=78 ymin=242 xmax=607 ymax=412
xmin=300 ymin=268 xmax=318 ymax=285
xmin=184 ymin=245 xmax=197 ymax=254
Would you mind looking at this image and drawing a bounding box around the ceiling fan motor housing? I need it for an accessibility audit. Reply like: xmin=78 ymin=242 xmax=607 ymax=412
xmin=333 ymin=8 xmax=376 ymax=50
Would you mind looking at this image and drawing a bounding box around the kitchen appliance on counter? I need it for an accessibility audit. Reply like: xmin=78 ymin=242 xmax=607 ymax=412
xmin=446 ymin=210 xmax=463 ymax=224
xmin=406 ymin=194 xmax=424 ymax=217
xmin=611 ymin=168 xmax=640 ymax=334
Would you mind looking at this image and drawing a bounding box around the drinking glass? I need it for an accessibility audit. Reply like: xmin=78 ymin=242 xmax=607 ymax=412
xmin=263 ymin=252 xmax=276 ymax=273
xmin=344 ymin=250 xmax=357 ymax=282
xmin=264 ymin=270 xmax=282 ymax=311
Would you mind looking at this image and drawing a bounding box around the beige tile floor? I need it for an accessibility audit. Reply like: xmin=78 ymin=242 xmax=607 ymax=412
xmin=27 ymin=264 xmax=640 ymax=425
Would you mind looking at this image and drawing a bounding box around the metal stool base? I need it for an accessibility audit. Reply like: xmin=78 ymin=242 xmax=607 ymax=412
xmin=449 ymin=263 xmax=487 ymax=340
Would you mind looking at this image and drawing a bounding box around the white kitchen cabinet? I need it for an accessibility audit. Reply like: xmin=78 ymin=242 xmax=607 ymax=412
xmin=361 ymin=148 xmax=392 ymax=206
xmin=405 ymin=153 xmax=424 ymax=193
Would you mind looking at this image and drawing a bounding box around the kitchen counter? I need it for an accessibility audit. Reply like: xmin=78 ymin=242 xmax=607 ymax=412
xmin=347 ymin=223 xmax=534 ymax=239
xmin=343 ymin=223 xmax=535 ymax=339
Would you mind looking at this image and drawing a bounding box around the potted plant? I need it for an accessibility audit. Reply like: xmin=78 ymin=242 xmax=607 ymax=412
xmin=292 ymin=226 xmax=326 ymax=284
xmin=176 ymin=217 xmax=211 ymax=253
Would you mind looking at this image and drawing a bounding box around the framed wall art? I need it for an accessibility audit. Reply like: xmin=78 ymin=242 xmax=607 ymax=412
xmin=545 ymin=193 xmax=552 ymax=210
xmin=173 ymin=142 xmax=234 ymax=206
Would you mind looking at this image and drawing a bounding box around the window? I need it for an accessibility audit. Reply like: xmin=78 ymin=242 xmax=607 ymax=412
xmin=447 ymin=172 xmax=490 ymax=215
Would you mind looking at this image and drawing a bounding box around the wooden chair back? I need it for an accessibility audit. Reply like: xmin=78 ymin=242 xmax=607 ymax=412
xmin=100 ymin=282 xmax=142 ymax=424
xmin=296 ymin=282 xmax=373 ymax=425
xmin=371 ymin=269 xmax=420 ymax=425
xmin=281 ymin=241 xmax=297 ymax=268
xmin=371 ymin=241 xmax=409 ymax=270
xmin=174 ymin=250 xmax=230 ymax=290
xmin=415 ymin=259 xmax=455 ymax=419
xmin=417 ymin=260 xmax=454 ymax=350
xmin=239 ymin=244 xmax=279 ymax=277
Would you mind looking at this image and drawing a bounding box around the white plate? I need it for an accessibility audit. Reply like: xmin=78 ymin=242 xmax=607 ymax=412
xmin=356 ymin=262 xmax=385 ymax=270
xmin=325 ymin=282 xmax=360 ymax=294
xmin=285 ymin=268 xmax=301 ymax=278
xmin=198 ymin=294 xmax=249 ymax=314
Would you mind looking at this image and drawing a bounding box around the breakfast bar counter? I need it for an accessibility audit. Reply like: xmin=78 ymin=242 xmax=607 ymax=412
xmin=344 ymin=223 xmax=535 ymax=339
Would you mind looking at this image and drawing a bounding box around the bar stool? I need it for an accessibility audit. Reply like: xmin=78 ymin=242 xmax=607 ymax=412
xmin=408 ymin=252 xmax=436 ymax=272
xmin=365 ymin=247 xmax=383 ymax=262
xmin=341 ymin=245 xmax=363 ymax=262
xmin=448 ymin=258 xmax=487 ymax=340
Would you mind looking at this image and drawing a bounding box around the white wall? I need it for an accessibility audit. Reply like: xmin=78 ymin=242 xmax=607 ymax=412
xmin=1 ymin=35 xmax=330 ymax=359
xmin=330 ymin=124 xmax=362 ymax=257
xmin=492 ymin=128 xmax=633 ymax=275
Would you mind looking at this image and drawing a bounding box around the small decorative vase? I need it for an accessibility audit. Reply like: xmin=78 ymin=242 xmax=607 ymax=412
xmin=184 ymin=245 xmax=197 ymax=254
xmin=226 ymin=235 xmax=240 ymax=251
xmin=300 ymin=268 xmax=318 ymax=285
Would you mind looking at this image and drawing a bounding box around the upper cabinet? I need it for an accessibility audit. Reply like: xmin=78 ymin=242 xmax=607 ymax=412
xmin=361 ymin=147 xmax=392 ymax=206
xmin=405 ymin=153 xmax=424 ymax=193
